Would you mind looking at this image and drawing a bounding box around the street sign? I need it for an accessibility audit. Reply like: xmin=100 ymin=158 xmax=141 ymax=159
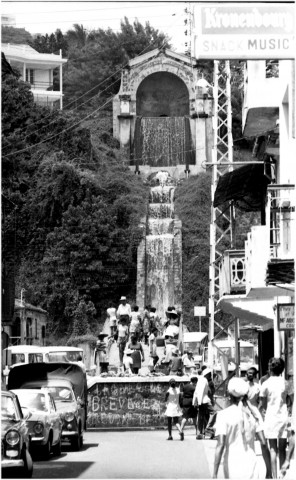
xmin=277 ymin=303 xmax=295 ymax=331
xmin=194 ymin=306 xmax=207 ymax=317
xmin=193 ymin=2 xmax=295 ymax=59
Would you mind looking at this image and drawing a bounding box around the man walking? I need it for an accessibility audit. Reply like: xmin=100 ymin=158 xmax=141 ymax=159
xmin=116 ymin=296 xmax=132 ymax=325
xmin=179 ymin=376 xmax=198 ymax=440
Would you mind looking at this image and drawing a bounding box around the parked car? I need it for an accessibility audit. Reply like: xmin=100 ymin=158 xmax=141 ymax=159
xmin=8 ymin=362 xmax=87 ymax=451
xmin=11 ymin=388 xmax=62 ymax=459
xmin=1 ymin=390 xmax=33 ymax=478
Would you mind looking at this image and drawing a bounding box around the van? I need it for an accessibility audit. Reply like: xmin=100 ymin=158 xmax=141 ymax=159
xmin=2 ymin=345 xmax=45 ymax=378
xmin=42 ymin=346 xmax=84 ymax=364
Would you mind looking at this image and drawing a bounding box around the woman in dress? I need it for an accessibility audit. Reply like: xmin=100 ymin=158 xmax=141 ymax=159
xmin=164 ymin=378 xmax=183 ymax=440
xmin=127 ymin=334 xmax=145 ymax=374
xmin=213 ymin=377 xmax=265 ymax=479
xmin=259 ymin=357 xmax=290 ymax=479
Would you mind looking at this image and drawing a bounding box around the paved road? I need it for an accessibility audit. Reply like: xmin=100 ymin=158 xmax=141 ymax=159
xmin=31 ymin=429 xmax=218 ymax=478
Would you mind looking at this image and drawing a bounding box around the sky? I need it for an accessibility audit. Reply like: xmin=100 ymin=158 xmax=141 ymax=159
xmin=1 ymin=1 xmax=190 ymax=52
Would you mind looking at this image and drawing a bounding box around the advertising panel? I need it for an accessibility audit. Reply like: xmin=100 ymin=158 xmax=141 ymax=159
xmin=194 ymin=2 xmax=295 ymax=59
xmin=277 ymin=303 xmax=295 ymax=331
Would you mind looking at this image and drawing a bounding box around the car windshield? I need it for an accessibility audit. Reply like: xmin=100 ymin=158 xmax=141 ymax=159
xmin=184 ymin=342 xmax=202 ymax=355
xmin=240 ymin=346 xmax=254 ymax=363
xmin=47 ymin=351 xmax=82 ymax=362
xmin=16 ymin=392 xmax=47 ymax=412
xmin=47 ymin=386 xmax=74 ymax=402
xmin=1 ymin=395 xmax=18 ymax=420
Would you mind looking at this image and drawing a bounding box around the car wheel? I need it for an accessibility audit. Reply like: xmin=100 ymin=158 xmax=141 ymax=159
xmin=52 ymin=436 xmax=62 ymax=457
xmin=71 ymin=433 xmax=81 ymax=451
xmin=20 ymin=449 xmax=33 ymax=478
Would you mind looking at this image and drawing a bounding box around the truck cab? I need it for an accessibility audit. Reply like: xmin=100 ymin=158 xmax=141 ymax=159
xmin=182 ymin=332 xmax=208 ymax=366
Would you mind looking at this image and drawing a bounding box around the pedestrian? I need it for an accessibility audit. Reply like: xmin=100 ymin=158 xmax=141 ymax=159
xmin=127 ymin=334 xmax=145 ymax=374
xmin=193 ymin=368 xmax=215 ymax=439
xmin=203 ymin=368 xmax=217 ymax=440
xmin=149 ymin=327 xmax=159 ymax=372
xmin=183 ymin=350 xmax=196 ymax=376
xmin=123 ymin=348 xmax=133 ymax=374
xmin=179 ymin=376 xmax=198 ymax=439
xmin=106 ymin=303 xmax=117 ymax=338
xmin=129 ymin=305 xmax=141 ymax=338
xmin=246 ymin=367 xmax=272 ymax=478
xmin=117 ymin=318 xmax=129 ymax=368
xmin=213 ymin=377 xmax=264 ymax=479
xmin=169 ymin=348 xmax=183 ymax=376
xmin=259 ymin=357 xmax=290 ymax=479
xmin=95 ymin=333 xmax=109 ymax=375
xmin=142 ymin=305 xmax=151 ymax=345
xmin=280 ymin=402 xmax=295 ymax=479
xmin=164 ymin=378 xmax=183 ymax=440
xmin=245 ymin=367 xmax=260 ymax=407
xmin=117 ymin=296 xmax=132 ymax=325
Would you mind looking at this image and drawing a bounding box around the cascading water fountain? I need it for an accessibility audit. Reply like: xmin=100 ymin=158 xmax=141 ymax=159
xmin=136 ymin=172 xmax=182 ymax=323
xmin=134 ymin=117 xmax=194 ymax=167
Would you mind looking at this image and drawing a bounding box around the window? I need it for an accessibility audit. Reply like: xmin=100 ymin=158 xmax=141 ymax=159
xmin=25 ymin=68 xmax=34 ymax=84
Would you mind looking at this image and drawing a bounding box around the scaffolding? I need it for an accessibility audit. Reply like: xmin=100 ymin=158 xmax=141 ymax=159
xmin=208 ymin=61 xmax=240 ymax=380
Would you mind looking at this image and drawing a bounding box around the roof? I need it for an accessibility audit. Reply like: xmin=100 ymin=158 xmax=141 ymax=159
xmin=128 ymin=48 xmax=197 ymax=68
xmin=15 ymin=298 xmax=47 ymax=314
xmin=4 ymin=345 xmax=44 ymax=353
xmin=183 ymin=332 xmax=208 ymax=343
xmin=1 ymin=43 xmax=67 ymax=66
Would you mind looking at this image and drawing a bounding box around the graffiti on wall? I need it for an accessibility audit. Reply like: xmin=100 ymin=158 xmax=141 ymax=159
xmin=87 ymin=381 xmax=184 ymax=428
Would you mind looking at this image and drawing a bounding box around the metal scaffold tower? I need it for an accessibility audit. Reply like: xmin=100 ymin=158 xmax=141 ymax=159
xmin=208 ymin=60 xmax=237 ymax=375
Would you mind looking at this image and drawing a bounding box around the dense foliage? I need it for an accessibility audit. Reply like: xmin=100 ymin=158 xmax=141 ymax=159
xmin=175 ymin=173 xmax=211 ymax=331
xmin=2 ymin=70 xmax=148 ymax=339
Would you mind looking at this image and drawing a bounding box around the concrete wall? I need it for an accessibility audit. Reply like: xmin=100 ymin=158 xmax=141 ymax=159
xmin=87 ymin=376 xmax=188 ymax=429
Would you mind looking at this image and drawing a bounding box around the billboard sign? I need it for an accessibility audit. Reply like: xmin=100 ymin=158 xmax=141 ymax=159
xmin=277 ymin=303 xmax=295 ymax=331
xmin=194 ymin=2 xmax=295 ymax=59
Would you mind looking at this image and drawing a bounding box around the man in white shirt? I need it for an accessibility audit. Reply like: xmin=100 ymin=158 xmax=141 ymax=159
xmin=116 ymin=296 xmax=132 ymax=325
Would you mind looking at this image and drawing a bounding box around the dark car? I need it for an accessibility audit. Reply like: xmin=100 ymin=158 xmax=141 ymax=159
xmin=8 ymin=362 xmax=87 ymax=451
xmin=11 ymin=388 xmax=63 ymax=459
xmin=1 ymin=390 xmax=33 ymax=478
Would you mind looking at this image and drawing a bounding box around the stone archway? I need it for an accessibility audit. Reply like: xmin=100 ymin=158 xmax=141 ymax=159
xmin=136 ymin=72 xmax=190 ymax=117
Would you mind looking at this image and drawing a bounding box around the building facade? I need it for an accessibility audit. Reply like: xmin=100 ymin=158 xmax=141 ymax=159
xmin=217 ymin=59 xmax=295 ymax=378
xmin=3 ymin=298 xmax=48 ymax=347
xmin=2 ymin=43 xmax=67 ymax=109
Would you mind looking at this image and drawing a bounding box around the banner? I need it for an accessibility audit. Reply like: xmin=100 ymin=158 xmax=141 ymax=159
xmin=194 ymin=2 xmax=295 ymax=59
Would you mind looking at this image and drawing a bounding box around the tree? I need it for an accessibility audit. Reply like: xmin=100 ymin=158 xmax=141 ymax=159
xmin=66 ymin=24 xmax=88 ymax=50
xmin=63 ymin=18 xmax=171 ymax=109
xmin=1 ymin=26 xmax=32 ymax=44
xmin=29 ymin=29 xmax=68 ymax=56
xmin=71 ymin=299 xmax=96 ymax=336
xmin=175 ymin=173 xmax=212 ymax=331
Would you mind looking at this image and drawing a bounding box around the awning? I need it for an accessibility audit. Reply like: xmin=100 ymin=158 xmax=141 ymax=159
xmin=266 ymin=259 xmax=295 ymax=285
xmin=218 ymin=295 xmax=274 ymax=331
xmin=214 ymin=164 xmax=270 ymax=211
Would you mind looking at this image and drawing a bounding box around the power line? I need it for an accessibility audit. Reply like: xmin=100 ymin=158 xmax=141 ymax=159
xmin=2 ymin=96 xmax=114 ymax=158
xmin=2 ymin=29 xmax=172 ymax=147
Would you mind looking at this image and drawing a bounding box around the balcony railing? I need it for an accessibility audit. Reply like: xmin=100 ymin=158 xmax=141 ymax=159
xmin=267 ymin=184 xmax=295 ymax=260
xmin=219 ymin=250 xmax=246 ymax=297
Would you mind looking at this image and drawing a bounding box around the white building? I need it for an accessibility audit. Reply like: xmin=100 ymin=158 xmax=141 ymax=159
xmin=217 ymin=59 xmax=295 ymax=376
xmin=2 ymin=43 xmax=67 ymax=109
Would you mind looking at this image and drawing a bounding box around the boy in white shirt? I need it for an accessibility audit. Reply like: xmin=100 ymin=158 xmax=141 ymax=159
xmin=123 ymin=349 xmax=133 ymax=374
